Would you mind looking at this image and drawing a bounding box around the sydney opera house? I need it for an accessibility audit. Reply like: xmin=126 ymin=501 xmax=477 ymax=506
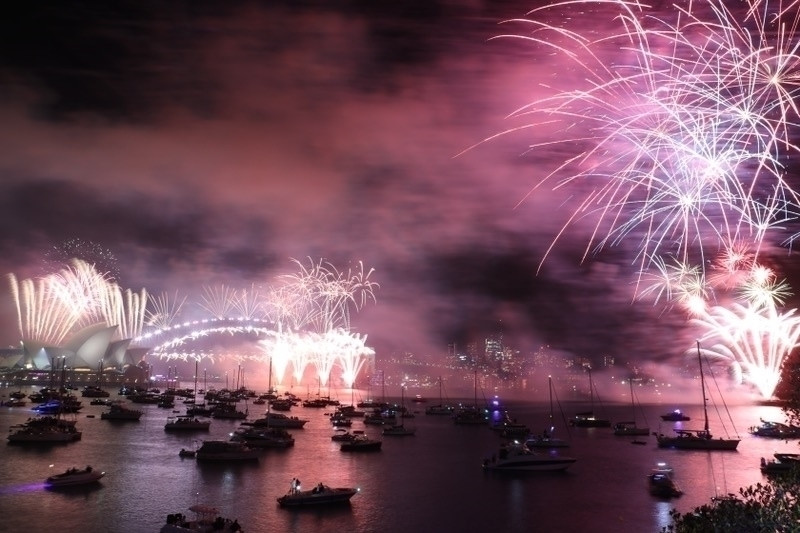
xmin=0 ymin=323 xmax=151 ymax=383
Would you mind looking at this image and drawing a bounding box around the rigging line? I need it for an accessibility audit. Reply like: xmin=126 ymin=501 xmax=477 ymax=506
xmin=632 ymin=383 xmax=649 ymax=427
xmin=703 ymin=353 xmax=741 ymax=438
xmin=552 ymin=379 xmax=573 ymax=440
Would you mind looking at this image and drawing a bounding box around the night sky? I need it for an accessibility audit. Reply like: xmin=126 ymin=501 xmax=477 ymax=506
xmin=0 ymin=0 xmax=797 ymax=379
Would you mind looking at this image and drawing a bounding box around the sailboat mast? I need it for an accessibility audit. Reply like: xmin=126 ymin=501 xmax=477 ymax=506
xmin=697 ymin=341 xmax=709 ymax=434
xmin=629 ymin=379 xmax=635 ymax=420
xmin=473 ymin=367 xmax=478 ymax=408
xmin=268 ymin=357 xmax=273 ymax=394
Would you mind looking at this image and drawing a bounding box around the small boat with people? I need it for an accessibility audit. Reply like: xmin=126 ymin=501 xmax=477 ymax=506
xmin=648 ymin=462 xmax=682 ymax=498
xmin=277 ymin=481 xmax=359 ymax=507
xmin=7 ymin=416 xmax=82 ymax=443
xmin=1 ymin=398 xmax=26 ymax=407
xmin=90 ymin=398 xmax=112 ymax=406
xmin=195 ymin=440 xmax=260 ymax=462
xmin=45 ymin=465 xmax=105 ymax=487
xmin=749 ymin=419 xmax=800 ymax=439
xmin=760 ymin=453 xmax=800 ymax=475
xmin=178 ymin=448 xmax=197 ymax=458
xmin=100 ymin=401 xmax=143 ymax=421
xmin=453 ymin=406 xmax=487 ymax=425
xmin=483 ymin=441 xmax=577 ymax=471
xmin=81 ymin=385 xmax=110 ymax=398
xmin=160 ymin=505 xmax=243 ymax=532
xmin=340 ymin=434 xmax=382 ymax=452
xmin=331 ymin=429 xmax=364 ymax=442
xmin=164 ymin=416 xmax=211 ymax=431
xmin=231 ymin=426 xmax=295 ymax=448
xmin=248 ymin=412 xmax=308 ymax=429
xmin=660 ymin=409 xmax=691 ymax=422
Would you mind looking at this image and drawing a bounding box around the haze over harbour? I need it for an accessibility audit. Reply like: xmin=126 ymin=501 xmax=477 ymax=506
xmin=1 ymin=1 xmax=800 ymax=530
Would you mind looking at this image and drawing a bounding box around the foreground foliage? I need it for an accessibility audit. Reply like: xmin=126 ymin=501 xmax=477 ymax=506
xmin=661 ymin=470 xmax=800 ymax=532
xmin=664 ymin=360 xmax=800 ymax=532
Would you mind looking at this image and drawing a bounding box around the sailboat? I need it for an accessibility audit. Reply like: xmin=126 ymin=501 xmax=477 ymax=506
xmin=526 ymin=376 xmax=570 ymax=449
xmin=571 ymin=368 xmax=611 ymax=428
xmin=453 ymin=368 xmax=487 ymax=425
xmin=425 ymin=376 xmax=454 ymax=415
xmin=383 ymin=386 xmax=416 ymax=436
xmin=186 ymin=359 xmax=213 ymax=417
xmin=613 ymin=378 xmax=650 ymax=437
xmin=655 ymin=342 xmax=740 ymax=450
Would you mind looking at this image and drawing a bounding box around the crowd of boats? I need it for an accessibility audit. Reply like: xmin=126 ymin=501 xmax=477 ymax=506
xmin=5 ymin=342 xmax=800 ymax=527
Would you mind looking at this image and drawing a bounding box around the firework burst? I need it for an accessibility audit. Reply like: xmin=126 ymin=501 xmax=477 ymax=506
xmin=694 ymin=300 xmax=800 ymax=398
xmin=486 ymin=0 xmax=800 ymax=270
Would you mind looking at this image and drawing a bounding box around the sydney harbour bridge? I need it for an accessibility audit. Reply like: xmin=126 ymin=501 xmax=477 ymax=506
xmin=2 ymin=257 xmax=378 ymax=389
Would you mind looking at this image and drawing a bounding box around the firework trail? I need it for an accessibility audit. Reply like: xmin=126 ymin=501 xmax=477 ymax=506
xmin=333 ymin=330 xmax=375 ymax=388
xmin=47 ymin=259 xmax=111 ymax=327
xmin=96 ymin=286 xmax=148 ymax=340
xmin=10 ymin=260 xmax=148 ymax=346
xmin=198 ymin=284 xmax=239 ymax=319
xmin=259 ymin=330 xmax=297 ymax=386
xmin=146 ymin=291 xmax=187 ymax=329
xmin=282 ymin=258 xmax=379 ymax=333
xmin=231 ymin=284 xmax=269 ymax=321
xmin=8 ymin=274 xmax=77 ymax=346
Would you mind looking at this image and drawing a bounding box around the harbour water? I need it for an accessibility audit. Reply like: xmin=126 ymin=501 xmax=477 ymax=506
xmin=0 ymin=388 xmax=794 ymax=533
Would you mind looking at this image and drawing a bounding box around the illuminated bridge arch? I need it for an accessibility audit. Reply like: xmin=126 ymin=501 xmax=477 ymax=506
xmin=132 ymin=318 xmax=374 ymax=389
xmin=134 ymin=317 xmax=278 ymax=357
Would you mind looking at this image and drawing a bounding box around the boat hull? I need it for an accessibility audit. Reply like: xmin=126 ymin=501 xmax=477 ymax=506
xmin=277 ymin=487 xmax=358 ymax=507
xmin=656 ymin=435 xmax=740 ymax=450
xmin=484 ymin=457 xmax=576 ymax=471
xmin=46 ymin=469 xmax=104 ymax=487
xmin=340 ymin=440 xmax=382 ymax=452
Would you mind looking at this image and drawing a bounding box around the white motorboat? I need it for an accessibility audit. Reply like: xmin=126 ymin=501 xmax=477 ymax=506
xmin=760 ymin=453 xmax=800 ymax=475
xmin=248 ymin=412 xmax=308 ymax=429
xmin=100 ymin=402 xmax=143 ymax=421
xmin=195 ymin=440 xmax=259 ymax=462
xmin=8 ymin=416 xmax=82 ymax=443
xmin=277 ymin=483 xmax=359 ymax=507
xmin=483 ymin=441 xmax=576 ymax=471
xmin=164 ymin=416 xmax=211 ymax=431
xmin=45 ymin=465 xmax=105 ymax=487
xmin=160 ymin=505 xmax=243 ymax=532
xmin=648 ymin=462 xmax=682 ymax=498
xmin=340 ymin=434 xmax=382 ymax=452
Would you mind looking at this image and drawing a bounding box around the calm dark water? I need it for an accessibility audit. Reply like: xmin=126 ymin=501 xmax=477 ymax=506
xmin=0 ymin=387 xmax=793 ymax=533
